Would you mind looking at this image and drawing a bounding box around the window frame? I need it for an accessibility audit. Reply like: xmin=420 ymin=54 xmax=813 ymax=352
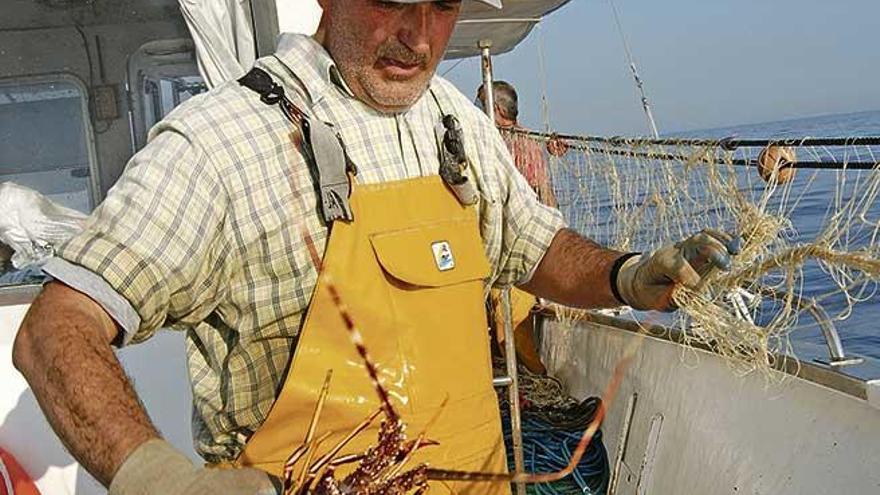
xmin=0 ymin=72 xmax=100 ymax=295
xmin=0 ymin=72 xmax=101 ymax=211
xmin=125 ymin=39 xmax=205 ymax=154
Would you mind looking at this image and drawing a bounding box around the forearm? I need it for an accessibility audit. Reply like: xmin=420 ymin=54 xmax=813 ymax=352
xmin=12 ymin=282 xmax=159 ymax=487
xmin=521 ymin=228 xmax=626 ymax=308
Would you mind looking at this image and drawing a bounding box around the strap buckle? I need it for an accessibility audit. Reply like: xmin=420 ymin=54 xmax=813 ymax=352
xmin=239 ymin=68 xmax=354 ymax=223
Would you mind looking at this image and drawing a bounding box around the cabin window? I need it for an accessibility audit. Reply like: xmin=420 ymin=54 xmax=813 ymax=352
xmin=128 ymin=40 xmax=207 ymax=151
xmin=0 ymin=78 xmax=95 ymax=213
xmin=0 ymin=77 xmax=97 ymax=287
xmin=141 ymin=76 xmax=207 ymax=133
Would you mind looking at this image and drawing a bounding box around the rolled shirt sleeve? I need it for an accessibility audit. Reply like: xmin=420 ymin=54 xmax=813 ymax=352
xmin=51 ymin=126 xmax=231 ymax=345
xmin=42 ymin=257 xmax=142 ymax=337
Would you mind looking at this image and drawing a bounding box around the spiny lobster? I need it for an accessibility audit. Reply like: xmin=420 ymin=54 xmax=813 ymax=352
xmin=283 ymin=233 xmax=634 ymax=494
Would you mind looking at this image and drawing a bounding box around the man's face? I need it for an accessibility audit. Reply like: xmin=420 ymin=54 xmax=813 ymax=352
xmin=475 ymin=88 xmax=507 ymax=126
xmin=318 ymin=0 xmax=462 ymax=113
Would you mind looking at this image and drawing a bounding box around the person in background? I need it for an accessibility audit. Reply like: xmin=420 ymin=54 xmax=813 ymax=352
xmin=477 ymin=80 xmax=557 ymax=208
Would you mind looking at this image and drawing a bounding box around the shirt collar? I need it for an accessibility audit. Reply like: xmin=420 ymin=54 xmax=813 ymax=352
xmin=273 ymin=33 xmax=356 ymax=103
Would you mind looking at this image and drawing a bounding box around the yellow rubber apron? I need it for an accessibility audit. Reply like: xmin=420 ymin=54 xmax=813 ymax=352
xmin=490 ymin=287 xmax=546 ymax=375
xmin=235 ymin=176 xmax=510 ymax=494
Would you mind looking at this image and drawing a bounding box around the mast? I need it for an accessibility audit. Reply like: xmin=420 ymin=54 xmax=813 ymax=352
xmin=479 ymin=40 xmax=525 ymax=495
xmin=479 ymin=39 xmax=496 ymax=126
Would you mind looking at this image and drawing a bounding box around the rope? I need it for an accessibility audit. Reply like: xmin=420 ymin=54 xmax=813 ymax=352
xmin=500 ymin=410 xmax=609 ymax=495
xmin=607 ymin=0 xmax=660 ymax=138
xmin=496 ymin=358 xmax=610 ymax=494
xmin=536 ymin=23 xmax=553 ymax=134
xmin=440 ymin=57 xmax=467 ymax=78
xmin=506 ymin=127 xmax=880 ymax=149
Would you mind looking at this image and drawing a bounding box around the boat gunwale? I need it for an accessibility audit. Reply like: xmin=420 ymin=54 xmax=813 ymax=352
xmin=0 ymin=284 xmax=41 ymax=306
xmin=536 ymin=307 xmax=880 ymax=404
xmin=3 ymin=285 xmax=878 ymax=405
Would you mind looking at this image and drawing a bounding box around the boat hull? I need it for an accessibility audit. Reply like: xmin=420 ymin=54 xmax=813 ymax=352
xmin=541 ymin=315 xmax=880 ymax=494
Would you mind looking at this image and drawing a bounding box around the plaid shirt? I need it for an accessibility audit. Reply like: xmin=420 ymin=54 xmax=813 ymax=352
xmin=46 ymin=34 xmax=564 ymax=462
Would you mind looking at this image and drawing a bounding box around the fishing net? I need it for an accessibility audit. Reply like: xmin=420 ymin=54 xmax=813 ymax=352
xmin=505 ymin=128 xmax=880 ymax=378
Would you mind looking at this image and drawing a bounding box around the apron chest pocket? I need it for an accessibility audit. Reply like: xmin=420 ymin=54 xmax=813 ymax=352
xmin=369 ymin=218 xmax=490 ymax=287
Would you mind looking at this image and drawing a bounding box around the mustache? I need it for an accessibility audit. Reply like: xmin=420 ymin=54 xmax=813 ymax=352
xmin=376 ymin=40 xmax=430 ymax=67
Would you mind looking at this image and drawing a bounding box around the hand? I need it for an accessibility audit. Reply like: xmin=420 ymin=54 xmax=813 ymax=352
xmin=614 ymin=230 xmax=741 ymax=311
xmin=109 ymin=439 xmax=279 ymax=495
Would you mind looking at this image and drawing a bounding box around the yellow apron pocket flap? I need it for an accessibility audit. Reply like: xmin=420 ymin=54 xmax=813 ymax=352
xmin=370 ymin=219 xmax=490 ymax=287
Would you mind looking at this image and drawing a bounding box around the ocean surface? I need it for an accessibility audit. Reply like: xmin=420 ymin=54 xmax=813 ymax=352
xmin=670 ymin=110 xmax=880 ymax=360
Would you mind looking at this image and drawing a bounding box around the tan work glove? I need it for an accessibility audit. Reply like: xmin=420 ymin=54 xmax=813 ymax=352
xmin=109 ymin=439 xmax=279 ymax=495
xmin=614 ymin=230 xmax=740 ymax=311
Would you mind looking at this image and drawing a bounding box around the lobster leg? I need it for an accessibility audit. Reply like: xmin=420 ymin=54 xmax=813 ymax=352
xmin=294 ymin=431 xmax=333 ymax=492
xmin=377 ymin=395 xmax=448 ymax=484
xmin=308 ymin=407 xmax=383 ymax=476
xmin=284 ymin=371 xmax=333 ymax=493
xmin=371 ymin=465 xmax=429 ymax=495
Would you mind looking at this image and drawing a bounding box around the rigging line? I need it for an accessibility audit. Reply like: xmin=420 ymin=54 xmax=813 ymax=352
xmin=506 ymin=126 xmax=880 ymax=149
xmin=440 ymin=57 xmax=467 ymax=78
xmin=536 ymin=23 xmax=552 ymax=133
xmin=74 ymin=24 xmax=111 ymax=135
xmin=506 ymin=132 xmax=880 ymax=169
xmin=608 ymin=0 xmax=660 ymax=138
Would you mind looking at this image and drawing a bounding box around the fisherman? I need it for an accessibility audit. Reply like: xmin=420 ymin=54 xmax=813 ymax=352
xmin=12 ymin=1 xmax=738 ymax=494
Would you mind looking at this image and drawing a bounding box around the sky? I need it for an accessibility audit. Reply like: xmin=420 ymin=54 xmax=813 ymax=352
xmin=439 ymin=0 xmax=880 ymax=136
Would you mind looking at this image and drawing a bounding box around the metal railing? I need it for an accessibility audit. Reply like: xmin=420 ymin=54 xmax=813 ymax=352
xmin=754 ymin=286 xmax=864 ymax=367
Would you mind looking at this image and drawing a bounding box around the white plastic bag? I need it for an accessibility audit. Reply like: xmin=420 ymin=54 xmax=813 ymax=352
xmin=0 ymin=182 xmax=87 ymax=269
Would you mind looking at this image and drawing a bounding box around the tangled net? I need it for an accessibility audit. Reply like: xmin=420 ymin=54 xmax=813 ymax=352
xmin=509 ymin=129 xmax=880 ymax=378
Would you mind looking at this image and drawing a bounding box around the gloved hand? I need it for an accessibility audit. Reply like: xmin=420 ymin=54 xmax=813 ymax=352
xmin=109 ymin=439 xmax=279 ymax=495
xmin=614 ymin=230 xmax=741 ymax=311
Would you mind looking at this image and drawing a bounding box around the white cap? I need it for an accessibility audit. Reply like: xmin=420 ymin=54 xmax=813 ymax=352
xmin=390 ymin=0 xmax=503 ymax=8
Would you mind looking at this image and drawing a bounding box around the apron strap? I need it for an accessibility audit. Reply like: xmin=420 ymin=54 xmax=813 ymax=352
xmin=238 ymin=67 xmax=355 ymax=223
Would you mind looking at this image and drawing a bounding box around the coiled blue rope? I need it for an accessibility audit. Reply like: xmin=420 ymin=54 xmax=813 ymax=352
xmin=500 ymin=397 xmax=609 ymax=495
